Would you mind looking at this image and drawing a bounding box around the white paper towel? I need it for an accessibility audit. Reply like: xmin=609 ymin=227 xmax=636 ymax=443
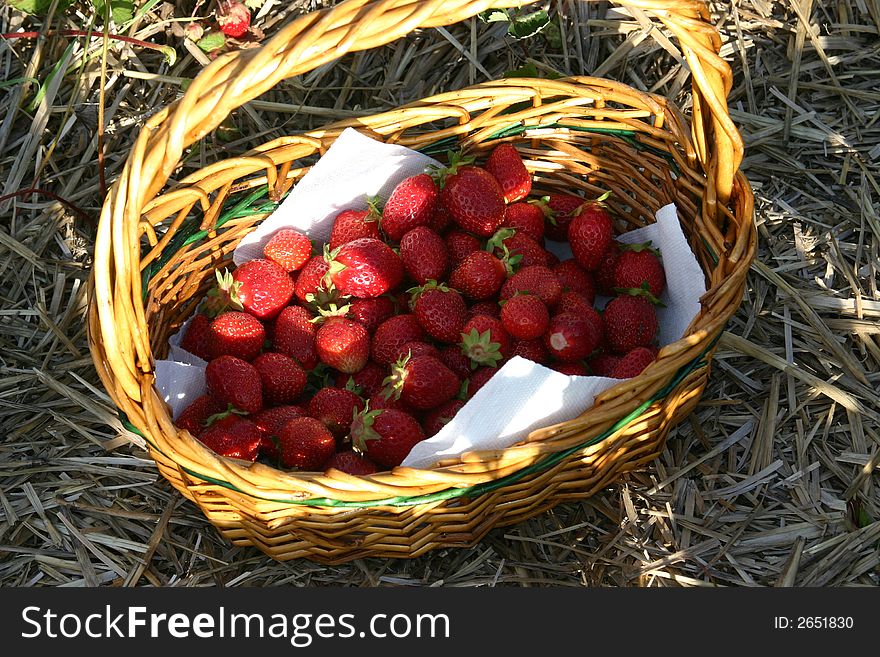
xmin=155 ymin=129 xmax=707 ymax=471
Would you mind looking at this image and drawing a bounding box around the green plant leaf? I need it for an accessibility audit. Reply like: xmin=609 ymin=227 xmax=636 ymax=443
xmin=9 ymin=0 xmax=72 ymax=15
xmin=543 ymin=21 xmax=562 ymax=49
xmin=478 ymin=9 xmax=509 ymax=23
xmin=508 ymin=9 xmax=550 ymax=40
xmin=504 ymin=61 xmax=563 ymax=80
xmin=197 ymin=31 xmax=227 ymax=53
xmin=94 ymin=0 xmax=135 ymax=25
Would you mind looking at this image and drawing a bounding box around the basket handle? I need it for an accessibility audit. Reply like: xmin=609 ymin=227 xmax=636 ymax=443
xmin=92 ymin=0 xmax=742 ymax=402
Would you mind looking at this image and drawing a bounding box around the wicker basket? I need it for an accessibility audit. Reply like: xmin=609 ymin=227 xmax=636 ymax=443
xmin=88 ymin=0 xmax=756 ymax=563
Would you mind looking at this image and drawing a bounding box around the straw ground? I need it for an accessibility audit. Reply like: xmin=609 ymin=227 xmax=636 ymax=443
xmin=0 ymin=1 xmax=878 ymax=586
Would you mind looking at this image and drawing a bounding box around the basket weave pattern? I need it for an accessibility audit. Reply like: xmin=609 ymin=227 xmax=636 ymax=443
xmin=88 ymin=0 xmax=756 ymax=562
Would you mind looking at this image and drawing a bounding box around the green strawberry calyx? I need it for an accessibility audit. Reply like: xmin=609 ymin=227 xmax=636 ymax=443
xmin=528 ymin=196 xmax=556 ymax=225
xmin=619 ymin=240 xmax=661 ymax=257
xmin=380 ymin=353 xmax=412 ymax=401
xmin=613 ymin=282 xmax=667 ymax=307
xmin=365 ymin=196 xmax=383 ymax=221
xmin=485 ymin=228 xmax=522 ymax=275
xmin=204 ymin=268 xmax=244 ymax=317
xmin=428 ymin=150 xmax=476 ymax=189
xmin=406 ymin=279 xmax=451 ymax=305
xmin=460 ymin=328 xmax=503 ymax=368
xmin=351 ymin=404 xmax=384 ymax=452
xmin=203 ymin=404 xmax=248 ymax=427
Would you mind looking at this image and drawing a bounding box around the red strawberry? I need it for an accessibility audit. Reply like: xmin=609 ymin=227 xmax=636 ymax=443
xmin=205 ymin=355 xmax=263 ymax=413
xmin=500 ymin=293 xmax=550 ymax=340
xmin=216 ymin=0 xmax=250 ymax=39
xmin=263 ymin=228 xmax=312 ymax=273
xmin=502 ymin=202 xmax=545 ymax=241
xmin=352 ymin=407 xmax=425 ymax=468
xmin=423 ymin=399 xmax=465 ymax=437
xmin=329 ymin=205 xmax=381 ymax=250
xmin=460 ymin=314 xmax=511 ymax=368
xmin=367 ymin=390 xmax=413 ymax=413
xmin=544 ymin=312 xmax=604 ymax=362
xmin=399 ymin=226 xmax=449 ymax=285
xmin=449 ymin=250 xmax=506 ymax=300
xmin=556 ymin=291 xmax=595 ymax=317
xmin=588 ymin=353 xmax=622 ymax=378
xmin=553 ymin=259 xmax=595 ymax=303
xmin=613 ymin=246 xmax=666 ymax=298
xmin=544 ymin=250 xmax=561 ymax=268
xmin=569 ymin=201 xmax=613 ymax=271
xmin=485 ymin=143 xmax=531 ymax=203
xmin=429 ymin=201 xmax=453 ymax=233
xmin=465 ymin=366 xmax=497 ymax=398
xmin=347 ymin=296 xmax=394 ymax=332
xmin=180 ymin=314 xmax=212 ymax=361
xmin=327 ymin=238 xmax=403 ymax=298
xmin=176 ymin=395 xmax=227 ymax=436
xmin=394 ymin=341 xmax=441 ymax=361
xmin=500 ymin=265 xmax=562 ymax=307
xmin=445 ymin=230 xmax=481 ymax=265
xmin=252 ymin=352 xmax=307 ymax=405
xmin=315 ymin=317 xmax=370 ymax=374
xmin=440 ymin=344 xmax=472 ymax=379
xmin=307 ymin=387 xmax=364 ymax=438
xmin=227 ymin=259 xmax=295 ymax=320
xmin=199 ymin=416 xmax=261 ymax=462
xmin=277 ymin=416 xmax=336 ymax=470
xmin=335 ymin=361 xmax=387 ymax=398
xmin=551 ymin=361 xmax=589 ymax=376
xmin=381 ymin=173 xmax=438 ymax=241
xmin=323 ymin=450 xmax=378 ymax=475
xmin=500 ymin=231 xmax=548 ymax=269
xmin=383 ymin=355 xmax=459 ymax=410
xmin=252 ymin=405 xmax=307 ymax=458
xmin=603 ymin=295 xmax=659 ymax=353
xmin=609 ymin=347 xmax=655 ymax=379
xmin=293 ymin=255 xmax=332 ymax=306
xmin=532 ymin=193 xmax=583 ymax=242
xmin=371 ymin=314 xmax=426 ymax=364
xmin=595 ymin=242 xmax=623 ymax=296
xmin=206 ymin=311 xmax=265 ymax=361
xmin=273 ymin=305 xmax=318 ymax=369
xmin=411 ymin=282 xmax=469 ymax=344
xmin=436 ymin=155 xmax=506 ymax=236
xmin=511 ymin=338 xmax=549 ymax=364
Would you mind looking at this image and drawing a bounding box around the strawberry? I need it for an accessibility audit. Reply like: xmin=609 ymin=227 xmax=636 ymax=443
xmin=449 ymin=250 xmax=506 ymax=300
xmin=205 ymin=355 xmax=263 ymax=413
xmin=435 ymin=154 xmax=506 ymax=236
xmin=277 ymin=416 xmax=336 ymax=470
xmin=335 ymin=361 xmax=387 ymax=398
xmin=460 ymin=314 xmax=511 ymax=368
xmin=315 ymin=317 xmax=370 ymax=374
xmin=588 ymin=353 xmax=622 ymax=378
xmin=502 ymin=202 xmax=545 ymax=241
xmin=383 ymin=354 xmax=459 ymax=410
xmin=381 ymin=173 xmax=438 ymax=241
xmin=329 ymin=205 xmax=381 ymax=250
xmin=399 ymin=226 xmax=448 ymax=285
xmin=180 ymin=314 xmax=212 ymax=361
xmin=468 ymin=300 xmax=501 ymax=318
xmin=411 ymin=282 xmax=469 ymax=343
xmin=511 ymin=338 xmax=549 ymax=364
xmin=500 ymin=265 xmax=562 ymax=307
xmin=327 ymin=238 xmax=403 ymax=298
xmin=224 ymin=259 xmax=295 ymax=320
xmin=500 ymin=293 xmax=549 ymax=340
xmin=199 ymin=416 xmax=261 ymax=462
xmin=595 ymin=242 xmax=623 ymax=296
xmin=423 ymin=399 xmax=465 ymax=437
xmin=347 ymin=296 xmax=394 ymax=332
xmin=429 ymin=201 xmax=453 ymax=233
xmin=532 ymin=193 xmax=583 ymax=242
xmin=352 ymin=407 xmax=425 ymax=468
xmin=486 ymin=228 xmax=545 ymax=271
xmin=544 ymin=312 xmax=604 ymax=362
xmin=216 ymin=0 xmax=250 ymax=39
xmin=613 ymin=246 xmax=666 ymax=298
xmin=252 ymin=405 xmax=306 ymax=459
xmin=550 ymin=361 xmax=589 ymax=376
xmin=307 ymin=387 xmax=364 ymax=438
xmin=553 ymin=259 xmax=595 ymax=303
xmin=394 ymin=341 xmax=441 ymax=361
xmin=569 ymin=201 xmax=613 ymax=271
xmin=176 ymin=395 xmax=227 ymax=436
xmin=367 ymin=390 xmax=413 ymax=413
xmin=544 ymin=250 xmax=560 ymax=268
xmin=293 ymin=255 xmax=333 ymax=306
xmin=273 ymin=305 xmax=318 ymax=370
xmin=556 ymin=291 xmax=595 ymax=317
xmin=609 ymin=347 xmax=655 ymax=379
xmin=263 ymin=228 xmax=312 ymax=273
xmin=440 ymin=344 xmax=472 ymax=379
xmin=485 ymin=143 xmax=531 ymax=203
xmin=323 ymin=450 xmax=378 ymax=475
xmin=371 ymin=314 xmax=426 ymax=365
xmin=206 ymin=310 xmax=265 ymax=361
xmin=445 ymin=230 xmax=481 ymax=265
xmin=252 ymin=352 xmax=307 ymax=405
xmin=465 ymin=366 xmax=497 ymax=398
xmin=603 ymin=295 xmax=659 ymax=353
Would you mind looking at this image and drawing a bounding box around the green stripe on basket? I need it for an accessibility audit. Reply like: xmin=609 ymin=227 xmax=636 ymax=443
xmin=123 ymin=334 xmax=718 ymax=508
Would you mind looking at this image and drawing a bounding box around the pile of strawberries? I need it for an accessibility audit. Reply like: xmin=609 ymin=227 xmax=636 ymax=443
xmin=174 ymin=143 xmax=666 ymax=475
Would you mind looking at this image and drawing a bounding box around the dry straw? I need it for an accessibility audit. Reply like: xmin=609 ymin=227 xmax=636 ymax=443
xmin=86 ymin=0 xmax=755 ymax=563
